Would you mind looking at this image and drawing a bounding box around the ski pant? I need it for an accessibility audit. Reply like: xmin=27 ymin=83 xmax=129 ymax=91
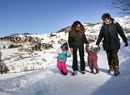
xmin=106 ymin=49 xmax=119 ymax=71
xmin=57 ymin=60 xmax=68 ymax=74
xmin=72 ymin=46 xmax=85 ymax=71
xmin=88 ymin=54 xmax=98 ymax=69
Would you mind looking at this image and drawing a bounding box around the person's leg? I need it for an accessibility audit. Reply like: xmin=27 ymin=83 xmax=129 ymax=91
xmin=57 ymin=60 xmax=63 ymax=73
xmin=79 ymin=46 xmax=85 ymax=74
xmin=72 ymin=47 xmax=78 ymax=71
xmin=62 ymin=61 xmax=68 ymax=75
xmin=71 ymin=47 xmax=78 ymax=76
xmin=111 ymin=49 xmax=120 ymax=76
xmin=93 ymin=55 xmax=99 ymax=73
xmin=106 ymin=50 xmax=113 ymax=72
xmin=88 ymin=55 xmax=93 ymax=73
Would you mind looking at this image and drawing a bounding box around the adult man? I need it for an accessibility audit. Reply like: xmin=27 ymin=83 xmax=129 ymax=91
xmin=96 ymin=13 xmax=128 ymax=76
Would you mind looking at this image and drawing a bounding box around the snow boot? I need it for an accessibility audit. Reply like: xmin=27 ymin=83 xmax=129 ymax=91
xmin=95 ymin=69 xmax=99 ymax=74
xmin=72 ymin=71 xmax=78 ymax=76
xmin=90 ymin=68 xmax=94 ymax=74
xmin=61 ymin=72 xmax=68 ymax=76
xmin=114 ymin=70 xmax=120 ymax=76
xmin=81 ymin=70 xmax=85 ymax=74
xmin=108 ymin=66 xmax=114 ymax=73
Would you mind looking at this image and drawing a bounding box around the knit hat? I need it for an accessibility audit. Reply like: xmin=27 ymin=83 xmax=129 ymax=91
xmin=90 ymin=45 xmax=100 ymax=54
xmin=102 ymin=13 xmax=112 ymax=20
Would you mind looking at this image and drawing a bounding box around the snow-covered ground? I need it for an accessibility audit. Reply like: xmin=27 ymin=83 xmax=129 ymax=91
xmin=0 ymin=40 xmax=130 ymax=95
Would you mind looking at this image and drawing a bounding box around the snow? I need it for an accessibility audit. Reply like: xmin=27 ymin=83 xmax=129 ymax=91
xmin=0 ymin=39 xmax=130 ymax=95
xmin=0 ymin=16 xmax=130 ymax=95
xmin=0 ymin=43 xmax=130 ymax=95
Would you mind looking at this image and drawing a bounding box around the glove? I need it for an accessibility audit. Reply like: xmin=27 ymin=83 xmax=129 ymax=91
xmin=96 ymin=43 xmax=99 ymax=46
xmin=125 ymin=41 xmax=128 ymax=47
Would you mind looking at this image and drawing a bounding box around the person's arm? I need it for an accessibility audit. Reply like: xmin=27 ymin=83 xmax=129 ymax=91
xmin=96 ymin=46 xmax=100 ymax=53
xmin=83 ymin=34 xmax=89 ymax=44
xmin=85 ymin=44 xmax=90 ymax=53
xmin=68 ymin=33 xmax=73 ymax=54
xmin=116 ymin=22 xmax=128 ymax=46
xmin=68 ymin=33 xmax=73 ymax=48
xmin=67 ymin=51 xmax=71 ymax=57
xmin=96 ymin=26 xmax=104 ymax=46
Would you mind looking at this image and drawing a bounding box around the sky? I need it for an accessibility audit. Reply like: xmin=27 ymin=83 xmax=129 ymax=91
xmin=0 ymin=0 xmax=113 ymax=37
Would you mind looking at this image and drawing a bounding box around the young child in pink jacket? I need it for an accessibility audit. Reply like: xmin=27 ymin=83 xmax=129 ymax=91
xmin=85 ymin=44 xmax=100 ymax=74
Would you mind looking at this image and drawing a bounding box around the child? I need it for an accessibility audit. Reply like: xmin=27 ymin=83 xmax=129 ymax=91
xmin=55 ymin=42 xmax=71 ymax=75
xmin=85 ymin=44 xmax=100 ymax=74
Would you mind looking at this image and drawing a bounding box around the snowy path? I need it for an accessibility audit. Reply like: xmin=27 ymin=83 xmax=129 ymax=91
xmin=0 ymin=47 xmax=130 ymax=95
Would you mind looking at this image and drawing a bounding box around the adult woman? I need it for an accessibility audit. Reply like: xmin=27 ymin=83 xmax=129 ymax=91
xmin=96 ymin=13 xmax=128 ymax=76
xmin=68 ymin=21 xmax=89 ymax=76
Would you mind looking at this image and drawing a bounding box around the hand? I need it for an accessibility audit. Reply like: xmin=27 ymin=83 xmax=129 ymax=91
xmin=96 ymin=43 xmax=99 ymax=47
xmin=125 ymin=41 xmax=128 ymax=47
xmin=70 ymin=48 xmax=73 ymax=54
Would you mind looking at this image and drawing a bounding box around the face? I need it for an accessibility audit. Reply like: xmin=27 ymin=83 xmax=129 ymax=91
xmin=76 ymin=24 xmax=81 ymax=30
xmin=103 ymin=18 xmax=111 ymax=25
xmin=62 ymin=45 xmax=68 ymax=51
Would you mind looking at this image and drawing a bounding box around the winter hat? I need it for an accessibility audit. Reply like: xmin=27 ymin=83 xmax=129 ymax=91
xmin=102 ymin=13 xmax=112 ymax=20
xmin=90 ymin=45 xmax=100 ymax=54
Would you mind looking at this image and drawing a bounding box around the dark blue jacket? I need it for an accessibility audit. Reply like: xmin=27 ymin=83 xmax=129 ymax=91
xmin=96 ymin=22 xmax=127 ymax=50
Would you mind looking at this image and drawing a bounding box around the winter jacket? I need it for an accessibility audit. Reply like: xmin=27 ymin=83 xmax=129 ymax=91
xmin=55 ymin=48 xmax=71 ymax=62
xmin=96 ymin=21 xmax=128 ymax=50
xmin=68 ymin=31 xmax=89 ymax=48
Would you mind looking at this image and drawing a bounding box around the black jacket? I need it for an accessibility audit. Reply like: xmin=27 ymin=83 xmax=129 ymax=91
xmin=68 ymin=31 xmax=89 ymax=48
xmin=96 ymin=22 xmax=127 ymax=50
